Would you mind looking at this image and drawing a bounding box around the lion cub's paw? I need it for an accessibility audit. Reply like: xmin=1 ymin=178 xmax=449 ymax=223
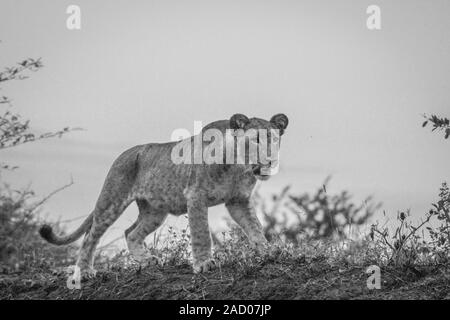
xmin=193 ymin=259 xmax=217 ymax=274
xmin=65 ymin=265 xmax=97 ymax=289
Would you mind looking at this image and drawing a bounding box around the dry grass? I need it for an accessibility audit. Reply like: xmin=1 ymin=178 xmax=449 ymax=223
xmin=1 ymin=225 xmax=449 ymax=300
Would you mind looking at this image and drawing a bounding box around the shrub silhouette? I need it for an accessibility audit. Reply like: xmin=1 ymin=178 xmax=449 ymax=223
xmin=422 ymin=114 xmax=450 ymax=140
xmin=255 ymin=177 xmax=381 ymax=244
xmin=0 ymin=51 xmax=75 ymax=272
xmin=0 ymin=186 xmax=77 ymax=272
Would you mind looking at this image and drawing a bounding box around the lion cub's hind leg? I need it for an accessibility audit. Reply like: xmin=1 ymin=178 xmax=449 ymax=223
xmin=125 ymin=199 xmax=167 ymax=266
xmin=76 ymin=201 xmax=130 ymax=279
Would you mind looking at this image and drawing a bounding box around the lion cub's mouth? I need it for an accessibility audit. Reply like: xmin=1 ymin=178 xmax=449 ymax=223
xmin=252 ymin=165 xmax=271 ymax=181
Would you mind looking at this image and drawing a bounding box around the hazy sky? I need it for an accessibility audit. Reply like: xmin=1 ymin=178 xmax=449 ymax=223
xmin=1 ymin=0 xmax=449 ymax=247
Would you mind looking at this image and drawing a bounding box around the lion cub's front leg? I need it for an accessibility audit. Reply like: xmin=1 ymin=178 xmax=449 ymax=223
xmin=226 ymin=197 xmax=268 ymax=253
xmin=186 ymin=194 xmax=216 ymax=274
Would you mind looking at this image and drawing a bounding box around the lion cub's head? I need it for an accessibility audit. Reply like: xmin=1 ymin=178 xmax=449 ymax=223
xmin=228 ymin=113 xmax=289 ymax=181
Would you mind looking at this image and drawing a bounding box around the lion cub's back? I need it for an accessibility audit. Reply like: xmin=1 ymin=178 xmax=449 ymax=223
xmin=133 ymin=142 xmax=191 ymax=214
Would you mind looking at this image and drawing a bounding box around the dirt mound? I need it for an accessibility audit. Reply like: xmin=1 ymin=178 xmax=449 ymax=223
xmin=1 ymin=256 xmax=449 ymax=300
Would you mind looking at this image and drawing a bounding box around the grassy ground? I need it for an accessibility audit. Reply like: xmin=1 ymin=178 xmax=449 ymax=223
xmin=1 ymin=235 xmax=449 ymax=300
xmin=2 ymin=182 xmax=449 ymax=300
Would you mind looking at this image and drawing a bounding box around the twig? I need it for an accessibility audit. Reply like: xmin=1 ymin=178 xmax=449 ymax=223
xmin=30 ymin=177 xmax=74 ymax=214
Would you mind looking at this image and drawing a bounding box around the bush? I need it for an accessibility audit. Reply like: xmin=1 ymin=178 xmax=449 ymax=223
xmin=255 ymin=177 xmax=381 ymax=243
xmin=422 ymin=114 xmax=450 ymax=140
xmin=370 ymin=182 xmax=450 ymax=266
xmin=0 ymin=184 xmax=77 ymax=273
xmin=0 ymin=51 xmax=75 ymax=273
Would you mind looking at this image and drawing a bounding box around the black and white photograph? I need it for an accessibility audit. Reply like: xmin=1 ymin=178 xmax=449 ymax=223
xmin=1 ymin=0 xmax=450 ymax=306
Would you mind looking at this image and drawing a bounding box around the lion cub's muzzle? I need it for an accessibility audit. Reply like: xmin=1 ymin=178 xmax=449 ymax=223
xmin=252 ymin=159 xmax=279 ymax=181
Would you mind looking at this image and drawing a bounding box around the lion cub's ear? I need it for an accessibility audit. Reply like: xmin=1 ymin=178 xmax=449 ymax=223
xmin=230 ymin=114 xmax=250 ymax=130
xmin=270 ymin=113 xmax=289 ymax=135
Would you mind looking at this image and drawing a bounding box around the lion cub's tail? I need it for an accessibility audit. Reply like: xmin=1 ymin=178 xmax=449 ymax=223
xmin=39 ymin=212 xmax=94 ymax=246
